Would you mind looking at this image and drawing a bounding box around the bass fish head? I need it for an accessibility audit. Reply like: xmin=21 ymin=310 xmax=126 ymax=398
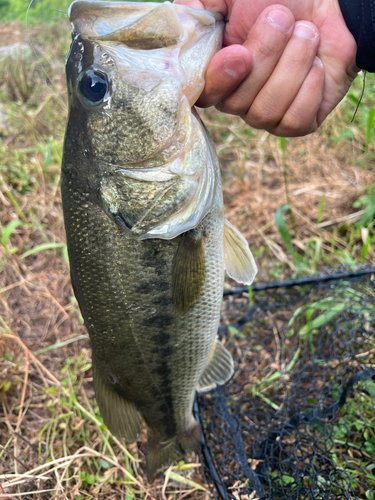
xmin=65 ymin=31 xmax=181 ymax=166
xmin=65 ymin=1 xmax=223 ymax=166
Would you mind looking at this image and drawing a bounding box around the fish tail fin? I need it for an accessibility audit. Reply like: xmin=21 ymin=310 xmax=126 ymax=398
xmin=178 ymin=418 xmax=201 ymax=454
xmin=147 ymin=419 xmax=201 ymax=482
xmin=147 ymin=435 xmax=183 ymax=482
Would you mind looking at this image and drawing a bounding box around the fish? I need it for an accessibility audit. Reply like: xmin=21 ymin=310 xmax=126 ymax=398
xmin=62 ymin=0 xmax=257 ymax=481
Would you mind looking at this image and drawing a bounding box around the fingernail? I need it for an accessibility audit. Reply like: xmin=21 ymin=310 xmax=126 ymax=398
xmin=223 ymin=57 xmax=247 ymax=78
xmin=266 ymin=9 xmax=292 ymax=33
xmin=293 ymin=22 xmax=318 ymax=40
xmin=313 ymin=56 xmax=323 ymax=67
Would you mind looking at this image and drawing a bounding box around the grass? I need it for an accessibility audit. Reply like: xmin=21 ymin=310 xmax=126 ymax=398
xmin=0 ymin=2 xmax=375 ymax=498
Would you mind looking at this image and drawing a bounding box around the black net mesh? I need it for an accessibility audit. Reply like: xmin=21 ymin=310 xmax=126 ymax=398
xmin=196 ymin=269 xmax=375 ymax=500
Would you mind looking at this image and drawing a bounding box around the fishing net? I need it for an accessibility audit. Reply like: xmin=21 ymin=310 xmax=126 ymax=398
xmin=196 ymin=269 xmax=375 ymax=500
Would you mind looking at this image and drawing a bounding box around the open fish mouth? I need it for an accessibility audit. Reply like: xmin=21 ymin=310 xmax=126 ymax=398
xmin=68 ymin=0 xmax=223 ymax=105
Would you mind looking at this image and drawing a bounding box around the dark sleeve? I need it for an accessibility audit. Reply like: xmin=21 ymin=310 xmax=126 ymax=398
xmin=339 ymin=0 xmax=375 ymax=72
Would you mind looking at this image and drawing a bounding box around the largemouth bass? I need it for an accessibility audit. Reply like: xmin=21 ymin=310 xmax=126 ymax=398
xmin=62 ymin=0 xmax=257 ymax=480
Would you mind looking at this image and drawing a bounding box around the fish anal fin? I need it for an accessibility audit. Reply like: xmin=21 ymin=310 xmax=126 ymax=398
xmin=93 ymin=366 xmax=141 ymax=442
xmin=224 ymin=218 xmax=257 ymax=285
xmin=197 ymin=341 xmax=234 ymax=392
xmin=147 ymin=420 xmax=200 ymax=481
xmin=172 ymin=232 xmax=206 ymax=315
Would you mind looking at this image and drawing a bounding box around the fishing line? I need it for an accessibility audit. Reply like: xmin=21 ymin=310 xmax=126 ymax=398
xmin=351 ymin=70 xmax=366 ymax=123
xmin=26 ymin=0 xmax=68 ymax=111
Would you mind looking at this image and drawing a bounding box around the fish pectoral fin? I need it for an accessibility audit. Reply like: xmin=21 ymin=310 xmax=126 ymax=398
xmin=147 ymin=421 xmax=200 ymax=481
xmin=223 ymin=218 xmax=258 ymax=285
xmin=172 ymin=232 xmax=206 ymax=315
xmin=93 ymin=367 xmax=142 ymax=442
xmin=197 ymin=341 xmax=234 ymax=392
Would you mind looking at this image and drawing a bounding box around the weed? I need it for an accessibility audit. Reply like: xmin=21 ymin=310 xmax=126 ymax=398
xmin=274 ymin=203 xmax=307 ymax=273
xmin=287 ymin=284 xmax=375 ymax=344
xmin=354 ymin=185 xmax=375 ymax=229
xmin=20 ymin=241 xmax=66 ymax=259
xmin=1 ymin=218 xmax=22 ymax=251
xmin=330 ymin=379 xmax=375 ymax=490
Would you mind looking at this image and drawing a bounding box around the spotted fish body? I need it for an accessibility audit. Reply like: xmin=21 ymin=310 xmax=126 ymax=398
xmin=62 ymin=0 xmax=257 ymax=479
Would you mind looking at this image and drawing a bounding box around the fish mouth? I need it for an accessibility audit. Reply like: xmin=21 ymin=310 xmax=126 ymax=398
xmin=81 ymin=3 xmax=185 ymax=50
xmin=68 ymin=0 xmax=224 ymax=106
xmin=69 ymin=1 xmax=223 ymax=41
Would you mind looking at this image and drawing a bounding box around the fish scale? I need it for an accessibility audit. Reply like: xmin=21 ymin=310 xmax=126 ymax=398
xmin=62 ymin=168 xmax=223 ymax=432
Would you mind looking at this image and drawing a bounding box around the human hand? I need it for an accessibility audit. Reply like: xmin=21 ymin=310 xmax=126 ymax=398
xmin=174 ymin=0 xmax=358 ymax=137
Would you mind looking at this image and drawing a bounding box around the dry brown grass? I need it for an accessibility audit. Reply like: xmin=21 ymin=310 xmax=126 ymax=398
xmin=0 ymin=18 xmax=374 ymax=499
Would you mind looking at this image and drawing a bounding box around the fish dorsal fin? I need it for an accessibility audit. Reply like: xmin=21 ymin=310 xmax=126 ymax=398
xmin=93 ymin=365 xmax=141 ymax=441
xmin=88 ymin=3 xmax=183 ymax=49
xmin=172 ymin=231 xmax=206 ymax=315
xmin=223 ymin=219 xmax=257 ymax=285
xmin=197 ymin=341 xmax=234 ymax=392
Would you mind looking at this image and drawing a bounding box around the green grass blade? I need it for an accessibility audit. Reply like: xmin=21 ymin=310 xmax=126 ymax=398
xmin=317 ymin=195 xmax=326 ymax=225
xmin=361 ymin=232 xmax=370 ymax=260
xmin=20 ymin=242 xmax=66 ymax=259
xmin=34 ymin=335 xmax=89 ymax=355
xmin=299 ymin=303 xmax=346 ymax=336
xmin=366 ymin=107 xmax=375 ymax=152
xmin=165 ymin=471 xmax=208 ymax=491
xmin=285 ymin=347 xmax=301 ymax=372
xmin=255 ymin=391 xmax=280 ymax=411
xmin=62 ymin=244 xmax=69 ymax=265
xmin=357 ymin=190 xmax=375 ymax=228
xmin=274 ymin=204 xmax=294 ymax=257
xmin=4 ymin=189 xmax=28 ymax=223
xmin=1 ymin=219 xmax=22 ymax=248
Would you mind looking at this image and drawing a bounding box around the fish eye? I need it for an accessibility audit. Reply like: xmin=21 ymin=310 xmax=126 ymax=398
xmin=79 ymin=70 xmax=108 ymax=103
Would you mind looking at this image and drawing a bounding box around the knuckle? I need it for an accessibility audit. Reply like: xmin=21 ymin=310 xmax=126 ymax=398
xmin=216 ymin=97 xmax=246 ymax=116
xmin=254 ymin=38 xmax=281 ymax=59
xmin=278 ymin=113 xmax=315 ymax=137
xmin=197 ymin=95 xmax=218 ymax=108
xmin=287 ymin=49 xmax=315 ymax=69
xmin=246 ymin=100 xmax=279 ymax=129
